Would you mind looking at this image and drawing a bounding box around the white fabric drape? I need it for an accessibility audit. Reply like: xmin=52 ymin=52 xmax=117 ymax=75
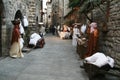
xmin=85 ymin=52 xmax=114 ymax=68
xmin=10 ymin=40 xmax=24 ymax=58
xmin=29 ymin=33 xmax=41 ymax=46
xmin=19 ymin=22 xmax=25 ymax=34
xmin=23 ymin=16 xmax=29 ymax=27
xmin=81 ymin=24 xmax=86 ymax=33
xmin=72 ymin=27 xmax=80 ymax=46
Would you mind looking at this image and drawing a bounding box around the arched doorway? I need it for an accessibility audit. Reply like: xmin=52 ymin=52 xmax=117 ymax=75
xmin=14 ymin=10 xmax=24 ymax=28
xmin=14 ymin=10 xmax=23 ymax=20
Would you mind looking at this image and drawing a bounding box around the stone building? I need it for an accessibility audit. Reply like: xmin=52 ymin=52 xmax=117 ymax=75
xmin=46 ymin=0 xmax=52 ymax=28
xmin=51 ymin=0 xmax=59 ymax=26
xmin=0 ymin=0 xmax=41 ymax=57
xmin=50 ymin=0 xmax=71 ymax=27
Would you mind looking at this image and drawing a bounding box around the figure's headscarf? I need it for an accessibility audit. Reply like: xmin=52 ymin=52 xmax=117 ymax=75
xmin=90 ymin=22 xmax=97 ymax=33
xmin=74 ymin=25 xmax=77 ymax=28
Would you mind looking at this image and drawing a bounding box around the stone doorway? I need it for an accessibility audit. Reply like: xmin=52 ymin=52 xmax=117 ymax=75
xmin=14 ymin=10 xmax=23 ymax=20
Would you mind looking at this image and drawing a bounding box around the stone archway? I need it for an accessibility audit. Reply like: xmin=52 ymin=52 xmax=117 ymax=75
xmin=14 ymin=10 xmax=23 ymax=20
xmin=14 ymin=10 xmax=24 ymax=27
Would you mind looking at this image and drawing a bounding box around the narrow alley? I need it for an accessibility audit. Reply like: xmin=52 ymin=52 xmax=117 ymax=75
xmin=0 ymin=0 xmax=120 ymax=80
xmin=0 ymin=34 xmax=89 ymax=80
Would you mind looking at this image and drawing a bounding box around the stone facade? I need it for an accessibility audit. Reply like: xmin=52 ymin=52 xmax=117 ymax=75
xmin=107 ymin=0 xmax=120 ymax=68
xmin=46 ymin=1 xmax=52 ymax=27
xmin=1 ymin=0 xmax=41 ymax=56
xmin=91 ymin=0 xmax=120 ymax=68
xmin=63 ymin=0 xmax=71 ymax=17
xmin=51 ymin=0 xmax=59 ymax=25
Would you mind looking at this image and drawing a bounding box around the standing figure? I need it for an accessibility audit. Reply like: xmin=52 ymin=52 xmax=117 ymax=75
xmin=51 ymin=25 xmax=56 ymax=35
xmin=84 ymin=22 xmax=99 ymax=58
xmin=72 ymin=24 xmax=80 ymax=46
xmin=40 ymin=25 xmax=46 ymax=36
xmin=23 ymin=16 xmax=29 ymax=45
xmin=9 ymin=19 xmax=24 ymax=58
xmin=19 ymin=20 xmax=25 ymax=38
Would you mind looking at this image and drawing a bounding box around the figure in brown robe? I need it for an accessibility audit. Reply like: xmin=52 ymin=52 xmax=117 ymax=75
xmin=11 ymin=22 xmax=20 ymax=44
xmin=9 ymin=19 xmax=24 ymax=58
xmin=84 ymin=22 xmax=99 ymax=58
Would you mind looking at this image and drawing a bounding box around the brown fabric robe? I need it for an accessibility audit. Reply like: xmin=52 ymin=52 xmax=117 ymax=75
xmin=10 ymin=23 xmax=24 ymax=58
xmin=84 ymin=28 xmax=99 ymax=58
xmin=11 ymin=25 xmax=20 ymax=44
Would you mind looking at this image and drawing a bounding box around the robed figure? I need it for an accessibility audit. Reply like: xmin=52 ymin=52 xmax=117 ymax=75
xmin=9 ymin=19 xmax=24 ymax=58
xmin=84 ymin=22 xmax=99 ymax=58
xmin=72 ymin=25 xmax=80 ymax=46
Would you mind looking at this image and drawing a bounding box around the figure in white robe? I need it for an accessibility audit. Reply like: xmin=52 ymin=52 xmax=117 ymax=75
xmin=40 ymin=26 xmax=46 ymax=36
xmin=85 ymin=52 xmax=114 ymax=68
xmin=59 ymin=25 xmax=70 ymax=39
xmin=29 ymin=33 xmax=41 ymax=46
xmin=72 ymin=25 xmax=80 ymax=46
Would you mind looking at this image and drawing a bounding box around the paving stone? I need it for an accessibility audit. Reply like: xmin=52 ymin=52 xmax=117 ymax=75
xmin=0 ymin=34 xmax=89 ymax=80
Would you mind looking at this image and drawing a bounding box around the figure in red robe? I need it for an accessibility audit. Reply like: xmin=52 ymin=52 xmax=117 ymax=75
xmin=9 ymin=19 xmax=24 ymax=58
xmin=84 ymin=22 xmax=99 ymax=58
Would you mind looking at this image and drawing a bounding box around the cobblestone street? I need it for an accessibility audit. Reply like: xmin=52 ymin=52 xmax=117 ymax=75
xmin=0 ymin=34 xmax=89 ymax=80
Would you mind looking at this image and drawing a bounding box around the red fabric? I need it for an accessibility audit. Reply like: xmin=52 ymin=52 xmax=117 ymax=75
xmin=85 ymin=28 xmax=99 ymax=58
xmin=11 ymin=25 xmax=20 ymax=44
xmin=36 ymin=38 xmax=45 ymax=48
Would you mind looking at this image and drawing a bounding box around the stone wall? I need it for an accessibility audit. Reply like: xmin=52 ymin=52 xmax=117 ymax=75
xmin=91 ymin=0 xmax=120 ymax=68
xmin=2 ymin=0 xmax=29 ymax=56
xmin=2 ymin=0 xmax=40 ymax=56
xmin=107 ymin=0 xmax=120 ymax=67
